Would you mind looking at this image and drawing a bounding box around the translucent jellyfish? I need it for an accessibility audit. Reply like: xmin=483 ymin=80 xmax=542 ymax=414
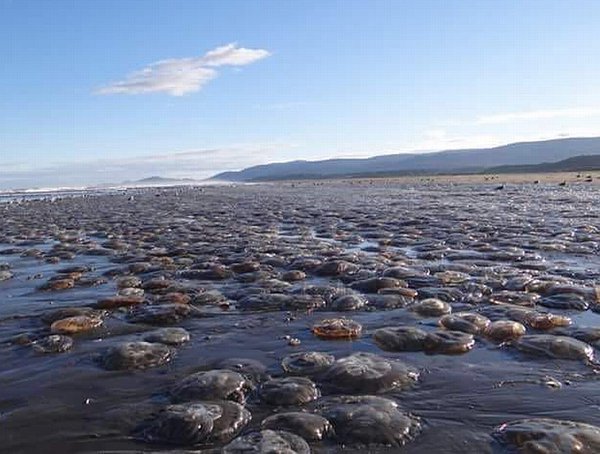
xmin=423 ymin=330 xmax=475 ymax=355
xmin=320 ymin=395 xmax=421 ymax=447
xmin=102 ymin=341 xmax=172 ymax=370
xmin=493 ymin=418 xmax=600 ymax=453
xmin=411 ymin=298 xmax=452 ymax=317
xmin=322 ymin=352 xmax=418 ymax=394
xmin=261 ymin=412 xmax=333 ymax=441
xmin=223 ymin=430 xmax=310 ymax=454
xmin=171 ymin=369 xmax=253 ymax=404
xmin=215 ymin=357 xmax=270 ymax=385
xmin=281 ymin=351 xmax=335 ymax=375
xmin=144 ymin=327 xmax=191 ymax=346
xmin=512 ymin=335 xmax=594 ymax=362
xmin=484 ymin=320 xmax=527 ymax=342
xmin=138 ymin=400 xmax=250 ymax=445
xmin=438 ymin=312 xmax=491 ymax=335
xmin=373 ymin=326 xmax=429 ymax=352
xmin=259 ymin=377 xmax=320 ymax=406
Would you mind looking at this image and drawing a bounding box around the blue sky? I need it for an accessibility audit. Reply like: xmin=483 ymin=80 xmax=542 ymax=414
xmin=1 ymin=0 xmax=600 ymax=188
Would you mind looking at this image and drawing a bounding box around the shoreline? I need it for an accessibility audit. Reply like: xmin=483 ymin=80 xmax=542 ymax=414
xmin=257 ymin=170 xmax=600 ymax=186
xmin=2 ymin=171 xmax=598 ymax=204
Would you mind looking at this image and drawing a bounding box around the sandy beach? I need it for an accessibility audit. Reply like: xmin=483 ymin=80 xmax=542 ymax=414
xmin=269 ymin=170 xmax=600 ymax=186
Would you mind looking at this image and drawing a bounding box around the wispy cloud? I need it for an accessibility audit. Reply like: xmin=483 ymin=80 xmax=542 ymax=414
xmin=408 ymin=130 xmax=502 ymax=152
xmin=200 ymin=43 xmax=271 ymax=67
xmin=0 ymin=142 xmax=295 ymax=189
xmin=96 ymin=43 xmax=270 ymax=96
xmin=475 ymin=107 xmax=600 ymax=125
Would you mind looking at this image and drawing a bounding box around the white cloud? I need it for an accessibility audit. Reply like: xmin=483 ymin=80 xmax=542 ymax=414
xmin=201 ymin=43 xmax=271 ymax=67
xmin=97 ymin=43 xmax=270 ymax=96
xmin=475 ymin=107 xmax=600 ymax=125
xmin=97 ymin=63 xmax=218 ymax=96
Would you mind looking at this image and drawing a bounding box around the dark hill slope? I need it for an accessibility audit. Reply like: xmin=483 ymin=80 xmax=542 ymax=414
xmin=488 ymin=154 xmax=600 ymax=174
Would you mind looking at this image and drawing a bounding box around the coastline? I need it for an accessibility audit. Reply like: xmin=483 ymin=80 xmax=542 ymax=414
xmin=252 ymin=170 xmax=600 ymax=186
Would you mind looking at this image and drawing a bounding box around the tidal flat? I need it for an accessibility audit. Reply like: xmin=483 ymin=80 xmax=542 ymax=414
xmin=1 ymin=180 xmax=600 ymax=453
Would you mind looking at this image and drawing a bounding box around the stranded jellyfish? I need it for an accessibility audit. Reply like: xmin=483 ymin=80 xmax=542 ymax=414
xmin=171 ymin=369 xmax=253 ymax=404
xmin=259 ymin=377 xmax=321 ymax=406
xmin=261 ymin=412 xmax=333 ymax=441
xmin=138 ymin=400 xmax=250 ymax=446
xmin=223 ymin=430 xmax=310 ymax=454
xmin=320 ymin=395 xmax=421 ymax=447
xmin=438 ymin=312 xmax=491 ymax=335
xmin=322 ymin=352 xmax=418 ymax=394
xmin=102 ymin=341 xmax=173 ymax=370
xmin=512 ymin=335 xmax=594 ymax=362
xmin=281 ymin=351 xmax=335 ymax=376
xmin=493 ymin=418 xmax=600 ymax=453
xmin=311 ymin=318 xmax=362 ymax=340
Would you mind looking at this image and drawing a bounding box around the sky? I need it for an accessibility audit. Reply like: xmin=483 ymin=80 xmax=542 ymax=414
xmin=1 ymin=0 xmax=600 ymax=189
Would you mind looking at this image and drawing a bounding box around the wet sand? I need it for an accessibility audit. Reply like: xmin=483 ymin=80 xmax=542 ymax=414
xmin=1 ymin=180 xmax=600 ymax=453
xmin=274 ymin=170 xmax=600 ymax=186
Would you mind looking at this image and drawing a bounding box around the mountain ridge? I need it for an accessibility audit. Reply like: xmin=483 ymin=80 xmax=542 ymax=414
xmin=487 ymin=154 xmax=600 ymax=174
xmin=211 ymin=137 xmax=600 ymax=181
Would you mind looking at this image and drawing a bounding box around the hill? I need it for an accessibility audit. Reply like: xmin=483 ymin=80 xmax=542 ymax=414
xmin=211 ymin=137 xmax=600 ymax=181
xmin=488 ymin=154 xmax=600 ymax=174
